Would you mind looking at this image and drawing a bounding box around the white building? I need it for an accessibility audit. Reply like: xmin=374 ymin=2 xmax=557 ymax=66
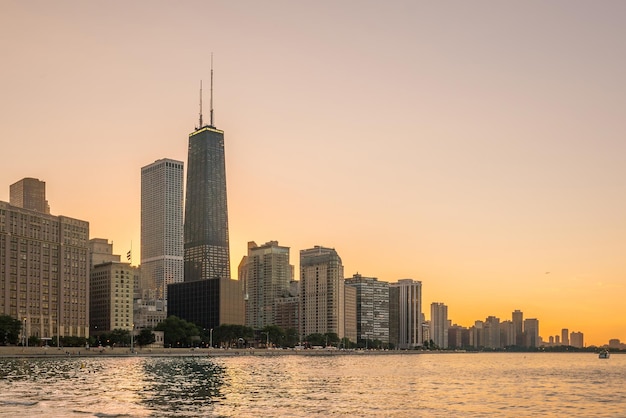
xmin=140 ymin=158 xmax=184 ymax=302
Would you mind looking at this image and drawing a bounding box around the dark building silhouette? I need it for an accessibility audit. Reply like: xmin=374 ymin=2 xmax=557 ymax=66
xmin=168 ymin=76 xmax=243 ymax=329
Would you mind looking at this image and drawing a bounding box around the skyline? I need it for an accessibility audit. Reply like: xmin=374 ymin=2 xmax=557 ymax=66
xmin=2 ymin=1 xmax=625 ymax=345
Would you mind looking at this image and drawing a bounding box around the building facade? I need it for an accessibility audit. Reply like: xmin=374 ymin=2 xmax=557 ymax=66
xmin=9 ymin=177 xmax=50 ymax=214
xmin=184 ymin=126 xmax=230 ymax=282
xmin=0 ymin=200 xmax=89 ymax=339
xmin=90 ymin=262 xmax=135 ymax=333
xmin=299 ymin=246 xmax=345 ymax=339
xmin=141 ymin=158 xmax=184 ymax=301
xmin=345 ymin=273 xmax=389 ymax=346
xmin=389 ymin=279 xmax=423 ymax=349
xmin=524 ymin=318 xmax=539 ymax=348
xmin=239 ymin=241 xmax=292 ymax=329
xmin=430 ymin=302 xmax=448 ymax=349
xmin=570 ymin=331 xmax=584 ymax=348
xmin=512 ymin=309 xmax=524 ymax=346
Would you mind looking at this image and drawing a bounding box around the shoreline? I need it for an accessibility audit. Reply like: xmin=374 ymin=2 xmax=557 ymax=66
xmin=0 ymin=346 xmax=444 ymax=358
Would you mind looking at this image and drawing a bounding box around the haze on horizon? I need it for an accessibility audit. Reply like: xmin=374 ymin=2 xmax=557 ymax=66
xmin=1 ymin=1 xmax=625 ymax=346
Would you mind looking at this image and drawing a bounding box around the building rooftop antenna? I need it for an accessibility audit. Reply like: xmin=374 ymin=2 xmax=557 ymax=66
xmin=198 ymin=80 xmax=203 ymax=129
xmin=210 ymin=53 xmax=214 ymax=127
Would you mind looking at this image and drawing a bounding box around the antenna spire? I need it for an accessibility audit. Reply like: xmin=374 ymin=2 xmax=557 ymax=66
xmin=199 ymin=80 xmax=203 ymax=128
xmin=210 ymin=53 xmax=214 ymax=127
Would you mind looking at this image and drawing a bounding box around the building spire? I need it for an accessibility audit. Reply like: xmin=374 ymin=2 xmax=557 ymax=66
xmin=199 ymin=80 xmax=203 ymax=129
xmin=210 ymin=53 xmax=214 ymax=127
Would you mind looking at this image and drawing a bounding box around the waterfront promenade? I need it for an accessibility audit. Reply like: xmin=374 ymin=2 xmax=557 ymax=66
xmin=0 ymin=345 xmax=413 ymax=358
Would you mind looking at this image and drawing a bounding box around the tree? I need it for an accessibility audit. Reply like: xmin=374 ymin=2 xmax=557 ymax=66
xmin=212 ymin=324 xmax=255 ymax=348
xmin=284 ymin=328 xmax=299 ymax=348
xmin=155 ymin=316 xmax=200 ymax=347
xmin=261 ymin=325 xmax=285 ymax=347
xmin=136 ymin=328 xmax=156 ymax=348
xmin=0 ymin=315 xmax=22 ymax=345
xmin=305 ymin=333 xmax=326 ymax=347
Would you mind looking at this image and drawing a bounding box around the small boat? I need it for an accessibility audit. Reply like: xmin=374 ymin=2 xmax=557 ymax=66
xmin=599 ymin=350 xmax=610 ymax=359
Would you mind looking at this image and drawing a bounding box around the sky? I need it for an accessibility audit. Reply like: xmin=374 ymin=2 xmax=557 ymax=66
xmin=1 ymin=1 xmax=625 ymax=346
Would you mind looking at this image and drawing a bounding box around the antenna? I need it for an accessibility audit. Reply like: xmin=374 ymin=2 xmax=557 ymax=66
xmin=210 ymin=53 xmax=214 ymax=127
xmin=199 ymin=80 xmax=203 ymax=128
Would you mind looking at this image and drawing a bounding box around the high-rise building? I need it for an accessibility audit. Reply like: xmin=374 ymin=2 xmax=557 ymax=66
xmin=389 ymin=279 xmax=423 ymax=349
xmin=183 ymin=125 xmax=230 ymax=282
xmin=239 ymin=241 xmax=292 ymax=329
xmin=345 ymin=274 xmax=390 ymax=346
xmin=90 ymin=261 xmax=135 ymax=334
xmin=168 ymin=80 xmax=244 ymax=330
xmin=512 ymin=309 xmax=523 ymax=346
xmin=524 ymin=318 xmax=539 ymax=348
xmin=561 ymin=328 xmax=569 ymax=346
xmin=501 ymin=320 xmax=516 ymax=346
xmin=430 ymin=302 xmax=448 ymax=349
xmin=299 ymin=246 xmax=345 ymax=339
xmin=570 ymin=331 xmax=584 ymax=348
xmin=484 ymin=315 xmax=501 ymax=349
xmin=141 ymin=158 xmax=184 ymax=301
xmin=344 ymin=284 xmax=357 ymax=346
xmin=9 ymin=177 xmax=50 ymax=214
xmin=0 ymin=199 xmax=89 ymax=340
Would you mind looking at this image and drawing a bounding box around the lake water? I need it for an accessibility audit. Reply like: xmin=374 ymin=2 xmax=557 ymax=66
xmin=0 ymin=352 xmax=624 ymax=417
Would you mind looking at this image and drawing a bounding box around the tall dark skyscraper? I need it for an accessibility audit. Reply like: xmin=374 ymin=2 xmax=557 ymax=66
xmin=168 ymin=71 xmax=244 ymax=330
xmin=183 ymin=122 xmax=231 ymax=282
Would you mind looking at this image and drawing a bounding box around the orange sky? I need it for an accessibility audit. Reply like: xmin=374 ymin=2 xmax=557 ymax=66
xmin=1 ymin=1 xmax=625 ymax=346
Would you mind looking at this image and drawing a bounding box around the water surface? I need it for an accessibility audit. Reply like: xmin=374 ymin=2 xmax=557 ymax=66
xmin=0 ymin=353 xmax=623 ymax=417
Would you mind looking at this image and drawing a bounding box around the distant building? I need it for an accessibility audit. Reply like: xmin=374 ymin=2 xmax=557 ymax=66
xmin=389 ymin=279 xmax=423 ymax=349
xmin=524 ymin=318 xmax=539 ymax=348
xmin=344 ymin=284 xmax=357 ymax=346
xmin=430 ymin=302 xmax=448 ymax=349
xmin=484 ymin=316 xmax=501 ymax=349
xmin=9 ymin=177 xmax=50 ymax=214
xmin=89 ymin=238 xmax=120 ymax=267
xmin=141 ymin=158 xmax=184 ymax=302
xmin=448 ymin=324 xmax=469 ymax=348
xmin=345 ymin=274 xmax=390 ymax=346
xmin=561 ymin=328 xmax=569 ymax=346
xmin=300 ymin=246 xmax=345 ymax=339
xmin=0 ymin=199 xmax=89 ymax=340
xmin=239 ymin=241 xmax=292 ymax=329
xmin=570 ymin=331 xmax=584 ymax=348
xmin=512 ymin=310 xmax=524 ymax=346
xmin=470 ymin=320 xmax=484 ymax=348
xmin=90 ymin=262 xmax=135 ymax=334
xmin=501 ymin=320 xmax=516 ymax=346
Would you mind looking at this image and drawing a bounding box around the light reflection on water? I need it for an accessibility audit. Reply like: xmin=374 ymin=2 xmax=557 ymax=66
xmin=0 ymin=353 xmax=624 ymax=417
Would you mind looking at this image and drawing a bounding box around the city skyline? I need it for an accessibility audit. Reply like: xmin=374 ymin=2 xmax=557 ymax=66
xmin=2 ymin=2 xmax=626 ymax=345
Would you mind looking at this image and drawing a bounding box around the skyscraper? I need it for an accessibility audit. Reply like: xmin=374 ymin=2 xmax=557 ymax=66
xmin=300 ymin=246 xmax=345 ymax=339
xmin=168 ymin=75 xmax=244 ymax=329
xmin=9 ymin=177 xmax=50 ymax=214
xmin=389 ymin=279 xmax=423 ymax=349
xmin=524 ymin=318 xmax=539 ymax=348
xmin=239 ymin=241 xmax=292 ymax=329
xmin=345 ymin=273 xmax=389 ymax=346
xmin=141 ymin=158 xmax=184 ymax=300
xmin=561 ymin=328 xmax=569 ymax=346
xmin=183 ymin=112 xmax=230 ymax=282
xmin=512 ymin=309 xmax=524 ymax=346
xmin=430 ymin=302 xmax=448 ymax=349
